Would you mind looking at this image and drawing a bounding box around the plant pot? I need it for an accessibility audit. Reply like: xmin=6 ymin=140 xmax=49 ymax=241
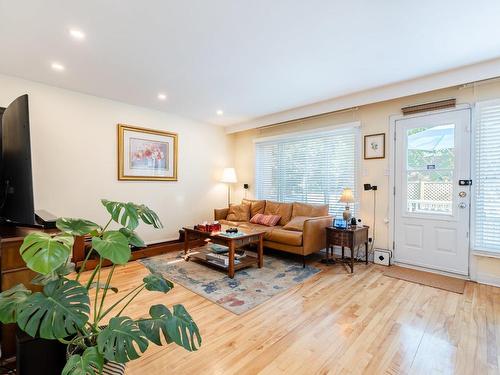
xmin=67 ymin=344 xmax=126 ymax=375
xmin=101 ymin=360 xmax=126 ymax=375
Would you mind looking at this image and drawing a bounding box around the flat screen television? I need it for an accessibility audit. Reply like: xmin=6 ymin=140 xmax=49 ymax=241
xmin=0 ymin=94 xmax=36 ymax=226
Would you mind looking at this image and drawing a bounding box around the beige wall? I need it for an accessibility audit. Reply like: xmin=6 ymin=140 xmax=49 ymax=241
xmin=230 ymin=79 xmax=500 ymax=285
xmin=0 ymin=74 xmax=232 ymax=243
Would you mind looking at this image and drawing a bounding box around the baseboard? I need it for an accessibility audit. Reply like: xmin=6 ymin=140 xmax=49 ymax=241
xmin=475 ymin=273 xmax=500 ymax=288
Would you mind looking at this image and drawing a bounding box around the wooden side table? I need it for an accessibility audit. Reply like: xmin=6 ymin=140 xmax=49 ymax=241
xmin=325 ymin=225 xmax=369 ymax=273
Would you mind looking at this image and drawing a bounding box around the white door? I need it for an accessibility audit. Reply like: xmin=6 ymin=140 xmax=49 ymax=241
xmin=394 ymin=109 xmax=471 ymax=275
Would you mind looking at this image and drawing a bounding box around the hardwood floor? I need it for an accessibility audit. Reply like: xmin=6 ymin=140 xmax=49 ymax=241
xmin=82 ymin=259 xmax=500 ymax=375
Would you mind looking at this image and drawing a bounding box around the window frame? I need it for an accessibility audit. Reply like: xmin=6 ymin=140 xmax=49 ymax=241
xmin=472 ymin=98 xmax=500 ymax=257
xmin=253 ymin=122 xmax=362 ymax=218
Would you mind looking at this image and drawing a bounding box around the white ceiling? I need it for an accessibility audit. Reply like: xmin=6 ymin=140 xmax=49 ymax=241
xmin=1 ymin=0 xmax=500 ymax=128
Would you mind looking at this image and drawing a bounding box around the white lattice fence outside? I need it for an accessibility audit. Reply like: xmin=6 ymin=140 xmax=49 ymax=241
xmin=407 ymin=181 xmax=452 ymax=213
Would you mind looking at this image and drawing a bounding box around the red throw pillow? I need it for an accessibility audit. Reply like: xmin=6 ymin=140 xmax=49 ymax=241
xmin=250 ymin=213 xmax=281 ymax=227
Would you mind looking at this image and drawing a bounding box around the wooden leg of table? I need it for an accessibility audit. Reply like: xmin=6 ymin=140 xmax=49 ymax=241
xmin=350 ymin=247 xmax=354 ymax=273
xmin=342 ymin=246 xmax=345 ymax=259
xmin=228 ymin=241 xmax=235 ymax=278
xmin=365 ymin=242 xmax=369 ymax=264
xmin=184 ymin=230 xmax=189 ymax=254
xmin=258 ymin=235 xmax=264 ymax=268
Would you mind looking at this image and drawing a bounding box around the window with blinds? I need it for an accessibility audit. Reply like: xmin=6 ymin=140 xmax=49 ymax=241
xmin=255 ymin=125 xmax=360 ymax=217
xmin=474 ymin=100 xmax=500 ymax=254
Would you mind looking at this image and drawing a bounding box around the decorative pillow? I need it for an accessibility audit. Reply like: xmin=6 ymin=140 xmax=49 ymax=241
xmin=282 ymin=216 xmax=309 ymax=231
xmin=226 ymin=203 xmax=250 ymax=222
xmin=250 ymin=213 xmax=281 ymax=227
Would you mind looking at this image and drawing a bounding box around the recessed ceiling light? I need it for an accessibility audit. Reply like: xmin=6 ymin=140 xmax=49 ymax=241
xmin=216 ymin=110 xmax=224 ymax=116
xmin=157 ymin=93 xmax=167 ymax=100
xmin=51 ymin=62 xmax=65 ymax=71
xmin=69 ymin=28 xmax=86 ymax=40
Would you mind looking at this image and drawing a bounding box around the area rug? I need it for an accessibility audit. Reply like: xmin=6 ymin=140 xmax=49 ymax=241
xmin=383 ymin=266 xmax=466 ymax=294
xmin=139 ymin=251 xmax=321 ymax=314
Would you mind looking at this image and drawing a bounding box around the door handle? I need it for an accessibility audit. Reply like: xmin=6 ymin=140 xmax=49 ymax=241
xmin=458 ymin=202 xmax=467 ymax=209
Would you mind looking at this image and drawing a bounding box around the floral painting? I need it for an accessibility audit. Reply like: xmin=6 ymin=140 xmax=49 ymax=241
xmin=129 ymin=138 xmax=168 ymax=171
xmin=364 ymin=133 xmax=385 ymax=159
xmin=118 ymin=124 xmax=178 ymax=181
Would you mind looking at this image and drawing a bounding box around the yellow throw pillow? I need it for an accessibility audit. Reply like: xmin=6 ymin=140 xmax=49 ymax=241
xmin=226 ymin=203 xmax=251 ymax=222
xmin=282 ymin=216 xmax=309 ymax=231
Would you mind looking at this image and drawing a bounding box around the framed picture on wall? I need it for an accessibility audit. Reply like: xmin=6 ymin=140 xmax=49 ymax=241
xmin=364 ymin=133 xmax=385 ymax=159
xmin=118 ymin=124 xmax=178 ymax=181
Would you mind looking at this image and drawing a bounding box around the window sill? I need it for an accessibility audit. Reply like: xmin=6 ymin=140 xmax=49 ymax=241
xmin=472 ymin=249 xmax=500 ymax=259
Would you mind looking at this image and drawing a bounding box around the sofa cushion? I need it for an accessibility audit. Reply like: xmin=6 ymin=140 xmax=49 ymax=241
xmin=250 ymin=213 xmax=281 ymax=227
xmin=264 ymin=229 xmax=303 ymax=246
xmin=242 ymin=199 xmax=266 ymax=217
xmin=219 ymin=219 xmax=243 ymax=227
xmin=226 ymin=203 xmax=250 ymax=222
xmin=292 ymin=202 xmax=329 ymax=218
xmin=282 ymin=216 xmax=309 ymax=232
xmin=238 ymin=222 xmax=278 ymax=233
xmin=264 ymin=200 xmax=293 ymax=226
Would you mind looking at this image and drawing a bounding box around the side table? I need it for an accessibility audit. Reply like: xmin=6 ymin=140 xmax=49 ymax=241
xmin=325 ymin=225 xmax=369 ymax=273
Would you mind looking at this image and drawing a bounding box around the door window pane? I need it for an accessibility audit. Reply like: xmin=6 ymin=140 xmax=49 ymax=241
xmin=406 ymin=124 xmax=455 ymax=215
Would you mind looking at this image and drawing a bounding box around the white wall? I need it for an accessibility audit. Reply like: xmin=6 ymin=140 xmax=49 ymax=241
xmin=0 ymin=74 xmax=232 ymax=243
xmin=230 ymin=79 xmax=500 ymax=286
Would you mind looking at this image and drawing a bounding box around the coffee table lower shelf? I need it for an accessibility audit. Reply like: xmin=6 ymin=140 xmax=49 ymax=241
xmin=186 ymin=245 xmax=258 ymax=273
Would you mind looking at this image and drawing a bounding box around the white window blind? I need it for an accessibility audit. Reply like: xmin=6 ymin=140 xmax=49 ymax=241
xmin=474 ymin=100 xmax=500 ymax=254
xmin=255 ymin=125 xmax=360 ymax=217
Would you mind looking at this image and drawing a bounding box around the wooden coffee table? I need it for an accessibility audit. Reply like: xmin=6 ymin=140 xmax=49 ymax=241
xmin=182 ymin=226 xmax=265 ymax=278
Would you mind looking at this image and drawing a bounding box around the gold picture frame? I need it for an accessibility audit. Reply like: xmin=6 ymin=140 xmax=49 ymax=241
xmin=118 ymin=124 xmax=178 ymax=181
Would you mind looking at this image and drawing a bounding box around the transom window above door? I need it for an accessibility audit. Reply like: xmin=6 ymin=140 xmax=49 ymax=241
xmin=254 ymin=124 xmax=360 ymax=217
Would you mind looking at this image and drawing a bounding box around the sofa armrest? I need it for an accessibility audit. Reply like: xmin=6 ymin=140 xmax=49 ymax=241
xmin=214 ymin=208 xmax=229 ymax=221
xmin=303 ymin=216 xmax=333 ymax=255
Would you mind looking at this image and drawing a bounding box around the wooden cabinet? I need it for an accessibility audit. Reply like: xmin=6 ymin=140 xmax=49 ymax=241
xmin=0 ymin=225 xmax=54 ymax=360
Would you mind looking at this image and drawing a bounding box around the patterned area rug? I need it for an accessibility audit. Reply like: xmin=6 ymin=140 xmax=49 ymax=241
xmin=139 ymin=251 xmax=321 ymax=314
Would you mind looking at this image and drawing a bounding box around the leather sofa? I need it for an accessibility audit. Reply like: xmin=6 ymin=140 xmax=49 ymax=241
xmin=214 ymin=199 xmax=333 ymax=265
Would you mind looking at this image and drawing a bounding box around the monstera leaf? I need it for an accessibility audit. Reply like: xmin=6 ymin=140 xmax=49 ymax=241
xmin=97 ymin=316 xmax=149 ymax=363
xmin=143 ymin=273 xmax=173 ymax=293
xmin=20 ymin=232 xmax=74 ymax=274
xmin=31 ymin=262 xmax=76 ymax=286
xmin=101 ymin=199 xmax=162 ymax=230
xmin=119 ymin=227 xmax=146 ymax=248
xmin=92 ymin=231 xmax=131 ymax=264
xmin=56 ymin=218 xmax=101 ymax=236
xmin=16 ymin=278 xmax=90 ymax=339
xmin=131 ymin=203 xmax=163 ymax=229
xmin=138 ymin=304 xmax=201 ymax=351
xmin=0 ymin=284 xmax=32 ymax=324
xmin=101 ymin=200 xmax=140 ymax=230
xmin=63 ymin=347 xmax=104 ymax=375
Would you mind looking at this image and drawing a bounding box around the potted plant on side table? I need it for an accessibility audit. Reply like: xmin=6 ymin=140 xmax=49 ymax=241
xmin=0 ymin=199 xmax=201 ymax=374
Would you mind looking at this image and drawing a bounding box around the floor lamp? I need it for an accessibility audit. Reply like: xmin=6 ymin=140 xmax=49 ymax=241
xmin=221 ymin=168 xmax=238 ymax=206
xmin=364 ymin=184 xmax=377 ymax=253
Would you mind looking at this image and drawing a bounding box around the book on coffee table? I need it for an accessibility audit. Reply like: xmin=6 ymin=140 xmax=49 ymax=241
xmin=209 ymin=243 xmax=229 ymax=254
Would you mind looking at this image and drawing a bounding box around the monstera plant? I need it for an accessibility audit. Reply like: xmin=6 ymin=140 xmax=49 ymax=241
xmin=0 ymin=199 xmax=201 ymax=374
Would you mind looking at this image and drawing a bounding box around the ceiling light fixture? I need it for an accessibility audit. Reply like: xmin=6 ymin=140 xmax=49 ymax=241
xmin=157 ymin=93 xmax=167 ymax=100
xmin=51 ymin=62 xmax=65 ymax=71
xmin=69 ymin=28 xmax=86 ymax=40
xmin=216 ymin=110 xmax=224 ymax=116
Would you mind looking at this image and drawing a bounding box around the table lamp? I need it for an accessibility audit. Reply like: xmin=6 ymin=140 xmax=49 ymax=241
xmin=221 ymin=167 xmax=237 ymax=206
xmin=339 ymin=188 xmax=355 ymax=221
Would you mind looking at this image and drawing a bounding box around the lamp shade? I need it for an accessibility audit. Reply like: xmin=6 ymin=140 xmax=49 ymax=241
xmin=338 ymin=188 xmax=355 ymax=203
xmin=221 ymin=167 xmax=238 ymax=183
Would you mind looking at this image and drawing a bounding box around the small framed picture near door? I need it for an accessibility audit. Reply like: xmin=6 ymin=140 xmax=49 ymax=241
xmin=364 ymin=133 xmax=385 ymax=159
xmin=118 ymin=124 xmax=178 ymax=181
